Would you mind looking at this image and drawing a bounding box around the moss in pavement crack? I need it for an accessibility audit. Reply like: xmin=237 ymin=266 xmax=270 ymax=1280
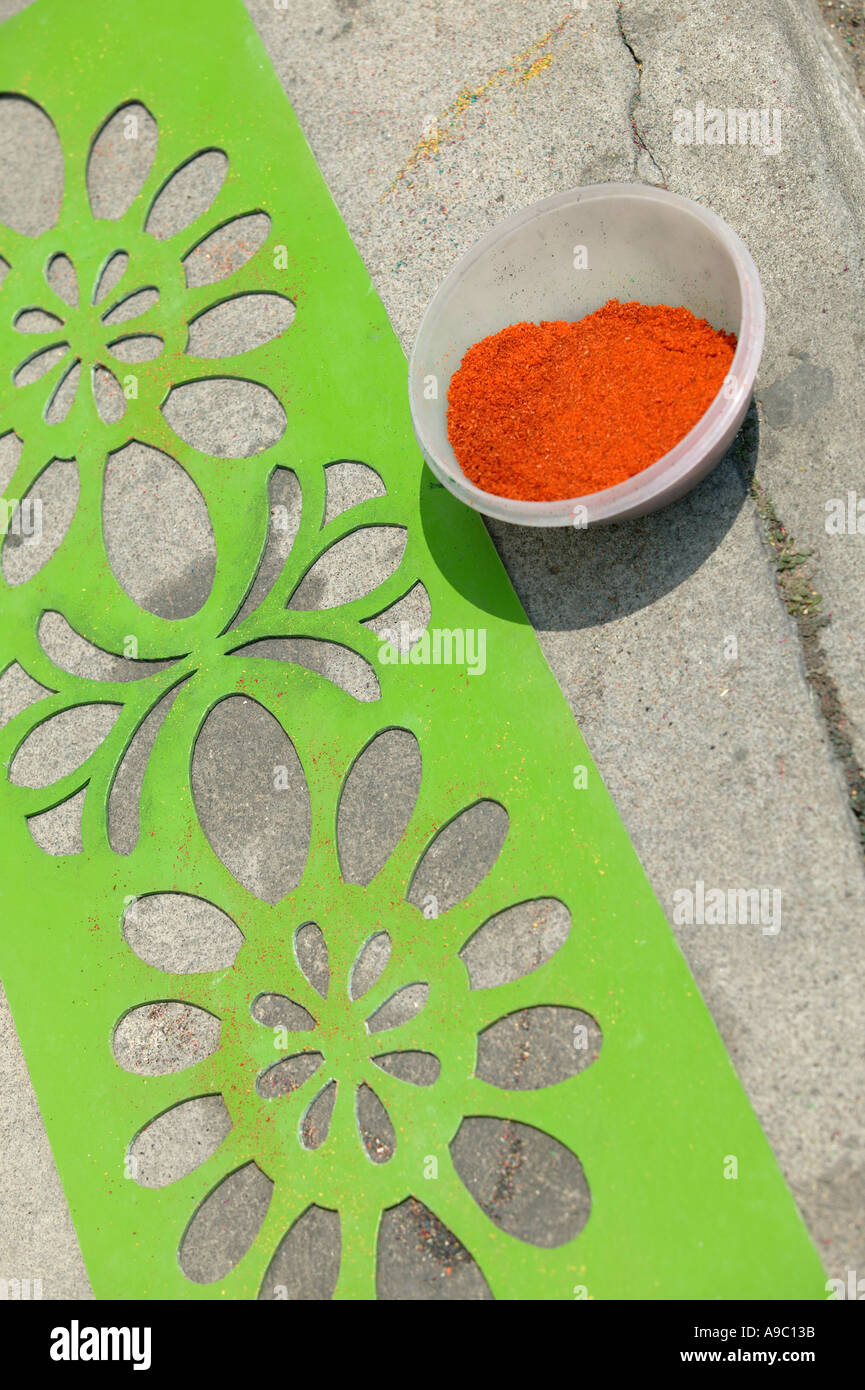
xmin=750 ymin=478 xmax=865 ymax=848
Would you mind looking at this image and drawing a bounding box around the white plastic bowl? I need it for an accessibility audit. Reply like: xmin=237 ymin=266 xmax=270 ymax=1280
xmin=408 ymin=183 xmax=765 ymax=526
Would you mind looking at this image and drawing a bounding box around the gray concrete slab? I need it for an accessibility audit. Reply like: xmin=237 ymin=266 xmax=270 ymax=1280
xmin=0 ymin=982 xmax=93 ymax=1299
xmin=1 ymin=0 xmax=865 ymax=1298
xmin=619 ymin=0 xmax=865 ymax=776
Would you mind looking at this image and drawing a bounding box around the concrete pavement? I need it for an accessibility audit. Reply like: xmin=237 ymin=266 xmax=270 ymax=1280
xmin=1 ymin=0 xmax=864 ymax=1297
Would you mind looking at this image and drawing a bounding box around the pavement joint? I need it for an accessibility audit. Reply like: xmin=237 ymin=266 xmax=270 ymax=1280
xmin=749 ymin=472 xmax=865 ymax=854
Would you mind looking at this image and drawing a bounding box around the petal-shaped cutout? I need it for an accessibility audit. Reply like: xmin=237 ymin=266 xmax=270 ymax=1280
xmin=377 ymin=1198 xmax=492 ymax=1301
xmin=294 ymin=922 xmax=328 ymax=999
xmin=127 ymin=1095 xmax=232 ymax=1188
xmin=9 ymin=702 xmax=121 ymax=788
xmin=300 ymin=1081 xmax=336 ymax=1150
xmin=145 ymin=149 xmax=229 ymax=242
xmin=101 ymin=285 xmax=159 ymax=325
xmin=108 ymin=682 xmax=188 ymax=855
xmin=186 ymin=293 xmax=295 ymax=358
xmin=191 ymin=696 xmax=310 ymax=903
xmin=13 ymin=343 xmax=69 ymax=387
xmin=1 ymin=456 xmax=79 ymax=586
xmin=228 ymin=638 xmax=380 ymax=702
xmin=122 ymin=892 xmax=243 ymax=973
xmin=356 ymin=1083 xmax=395 ymax=1163
xmin=38 ymin=611 xmax=177 ymax=682
xmin=288 ymin=526 xmax=407 ymax=610
xmin=13 ymin=308 xmax=64 ymax=333
xmin=259 ymin=1205 xmax=341 ymax=1300
xmin=112 ymin=1001 xmax=220 ymax=1075
xmin=349 ymin=932 xmax=391 ymax=1001
xmin=0 ymin=256 xmax=8 ymax=287
xmin=323 ymin=461 xmax=386 ymax=525
xmin=107 ymin=334 xmax=164 ymax=362
xmin=45 ymin=254 xmax=78 ymax=308
xmin=363 ymin=581 xmax=432 ymax=658
xmin=27 ymin=787 xmax=86 ymax=856
xmin=0 ymin=431 xmax=23 ymax=495
xmin=251 ymin=994 xmax=316 ymax=1032
xmin=179 ymin=1162 xmax=273 ymax=1284
xmin=87 ymin=102 xmax=158 ymax=220
xmin=44 ymin=358 xmax=81 ymax=425
xmin=0 ymin=98 xmax=62 ymax=236
xmin=372 ymin=1051 xmax=440 ymax=1087
xmin=92 ymin=251 xmax=129 ymax=305
xmin=460 ymin=899 xmax=571 ymax=990
xmin=184 ymin=213 xmax=271 ymax=288
xmin=366 ymin=983 xmax=429 ymax=1035
xmin=256 ymin=1052 xmax=325 ymax=1100
xmin=92 ymin=363 xmax=126 ymax=423
xmin=103 ymin=441 xmax=216 ymax=618
xmin=450 ymin=1118 xmax=591 ymax=1247
xmin=476 ymin=1007 xmax=602 ymax=1090
xmin=407 ymin=801 xmax=508 ymax=916
xmin=0 ymin=661 xmax=53 ymax=732
xmin=229 ymin=467 xmax=301 ymax=627
xmin=338 ymin=729 xmax=421 ymax=885
xmin=162 ymin=378 xmax=286 ymax=457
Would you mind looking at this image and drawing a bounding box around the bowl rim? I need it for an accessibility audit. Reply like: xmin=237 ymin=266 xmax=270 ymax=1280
xmin=407 ymin=181 xmax=766 ymax=525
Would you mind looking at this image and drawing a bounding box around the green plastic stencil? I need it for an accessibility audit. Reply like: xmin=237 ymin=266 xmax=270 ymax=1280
xmin=0 ymin=0 xmax=824 ymax=1301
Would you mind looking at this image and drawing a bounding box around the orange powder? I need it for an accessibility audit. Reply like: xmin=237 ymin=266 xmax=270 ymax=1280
xmin=446 ymin=298 xmax=738 ymax=501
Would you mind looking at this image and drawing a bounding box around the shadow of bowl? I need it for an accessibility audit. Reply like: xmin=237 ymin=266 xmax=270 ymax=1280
xmin=419 ymin=401 xmax=759 ymax=632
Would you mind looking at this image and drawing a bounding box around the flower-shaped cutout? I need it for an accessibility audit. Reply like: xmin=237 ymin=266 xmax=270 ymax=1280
xmin=1 ymin=99 xmax=293 ymax=448
xmin=114 ymin=729 xmax=602 ymax=1297
xmin=12 ymin=253 xmax=163 ymax=425
xmin=252 ymin=923 xmax=438 ymax=1162
xmin=4 ymin=460 xmax=412 ymax=862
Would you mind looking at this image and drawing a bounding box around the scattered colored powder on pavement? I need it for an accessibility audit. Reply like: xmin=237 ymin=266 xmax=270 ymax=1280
xmin=382 ymin=15 xmax=575 ymax=198
xmin=446 ymin=299 xmax=737 ymax=501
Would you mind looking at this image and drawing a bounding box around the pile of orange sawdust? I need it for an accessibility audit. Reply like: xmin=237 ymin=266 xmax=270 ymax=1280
xmin=446 ymin=298 xmax=738 ymax=501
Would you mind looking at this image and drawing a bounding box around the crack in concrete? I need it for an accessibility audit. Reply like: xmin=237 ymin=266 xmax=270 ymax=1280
xmin=616 ymin=3 xmax=667 ymax=186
